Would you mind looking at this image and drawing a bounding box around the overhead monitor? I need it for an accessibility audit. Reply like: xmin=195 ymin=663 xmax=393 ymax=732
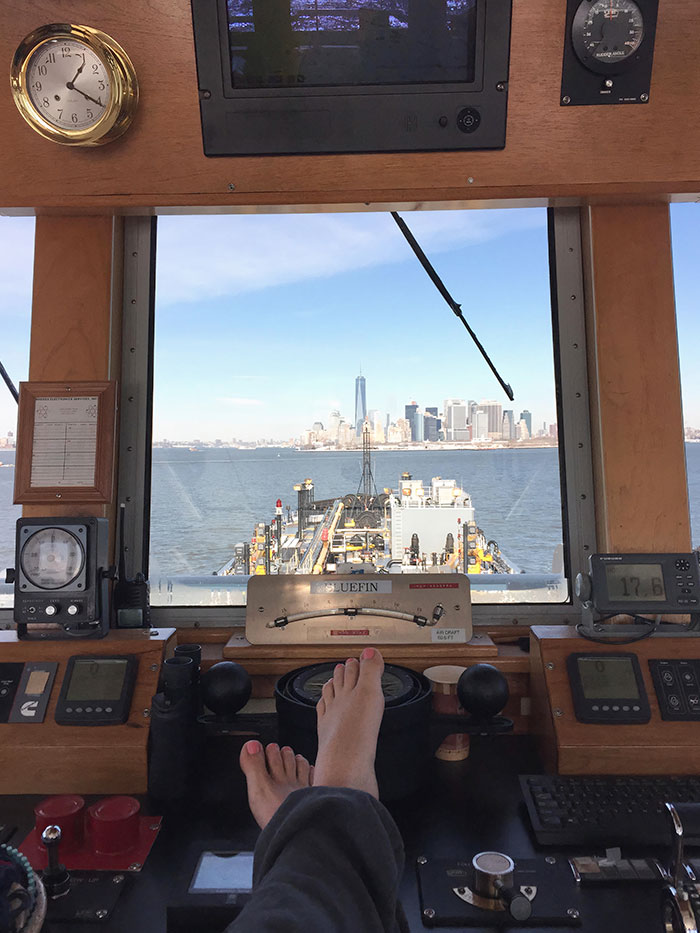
xmin=191 ymin=0 xmax=513 ymax=155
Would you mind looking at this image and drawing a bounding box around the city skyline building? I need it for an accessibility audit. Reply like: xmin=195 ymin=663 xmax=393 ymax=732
xmin=502 ymin=409 xmax=515 ymax=440
xmin=480 ymin=399 xmax=503 ymax=436
xmin=405 ymin=402 xmax=419 ymax=441
xmin=520 ymin=409 xmax=532 ymax=436
xmin=354 ymin=374 xmax=367 ymax=437
xmin=444 ymin=399 xmax=467 ymax=441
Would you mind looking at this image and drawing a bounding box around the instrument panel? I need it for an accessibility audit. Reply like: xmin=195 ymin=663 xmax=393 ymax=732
xmin=561 ymin=0 xmax=659 ymax=106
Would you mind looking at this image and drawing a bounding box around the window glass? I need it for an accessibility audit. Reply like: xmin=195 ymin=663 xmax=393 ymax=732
xmin=0 ymin=217 xmax=34 ymax=608
xmin=671 ymin=202 xmax=700 ymax=547
xmin=150 ymin=209 xmax=567 ymax=606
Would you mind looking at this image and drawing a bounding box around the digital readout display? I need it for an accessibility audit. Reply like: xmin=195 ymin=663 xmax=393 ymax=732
xmin=604 ymin=563 xmax=666 ymax=601
xmin=190 ymin=852 xmax=254 ymax=893
xmin=577 ymin=657 xmax=640 ymax=700
xmin=227 ymin=0 xmax=477 ymax=89
xmin=65 ymin=659 xmax=128 ymax=701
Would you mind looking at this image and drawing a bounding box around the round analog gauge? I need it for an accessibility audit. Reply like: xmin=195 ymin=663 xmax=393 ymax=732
xmin=572 ymin=0 xmax=645 ymax=71
xmin=10 ymin=24 xmax=138 ymax=146
xmin=20 ymin=528 xmax=85 ymax=590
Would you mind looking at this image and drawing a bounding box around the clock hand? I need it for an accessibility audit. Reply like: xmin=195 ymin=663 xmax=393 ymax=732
xmin=69 ymin=84 xmax=104 ymax=108
xmin=66 ymin=53 xmax=86 ymax=88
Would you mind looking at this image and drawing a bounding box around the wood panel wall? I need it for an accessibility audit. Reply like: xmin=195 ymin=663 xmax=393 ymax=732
xmin=582 ymin=203 xmax=691 ymax=553
xmin=1 ymin=0 xmax=700 ymax=211
xmin=23 ymin=215 xmax=123 ymax=525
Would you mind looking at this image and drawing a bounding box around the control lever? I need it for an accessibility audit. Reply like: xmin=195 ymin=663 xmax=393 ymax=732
xmin=664 ymin=803 xmax=700 ymax=933
xmin=41 ymin=825 xmax=70 ymax=899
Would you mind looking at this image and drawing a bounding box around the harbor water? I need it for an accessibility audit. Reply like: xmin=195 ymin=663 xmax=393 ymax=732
xmin=2 ymin=444 xmax=700 ymax=582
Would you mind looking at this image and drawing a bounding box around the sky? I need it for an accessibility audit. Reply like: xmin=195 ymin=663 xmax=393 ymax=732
xmin=0 ymin=204 xmax=698 ymax=442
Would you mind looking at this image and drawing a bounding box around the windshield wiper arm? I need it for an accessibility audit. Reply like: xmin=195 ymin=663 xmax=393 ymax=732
xmin=0 ymin=359 xmax=18 ymax=404
xmin=391 ymin=211 xmax=514 ymax=402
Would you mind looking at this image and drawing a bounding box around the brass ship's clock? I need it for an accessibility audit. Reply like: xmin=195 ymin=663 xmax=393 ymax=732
xmin=10 ymin=23 xmax=139 ymax=146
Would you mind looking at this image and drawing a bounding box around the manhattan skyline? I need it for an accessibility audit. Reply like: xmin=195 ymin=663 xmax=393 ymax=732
xmin=0 ymin=205 xmax=699 ymax=442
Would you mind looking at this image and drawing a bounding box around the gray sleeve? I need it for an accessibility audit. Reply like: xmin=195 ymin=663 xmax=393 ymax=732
xmin=228 ymin=786 xmax=409 ymax=933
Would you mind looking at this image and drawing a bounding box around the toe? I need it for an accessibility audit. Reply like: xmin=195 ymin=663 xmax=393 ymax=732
xmin=316 ymin=696 xmax=326 ymax=718
xmin=333 ymin=663 xmax=345 ymax=688
xmin=239 ymin=740 xmax=267 ymax=783
xmin=358 ymin=646 xmax=385 ymax=683
xmin=281 ymin=745 xmax=297 ymax=780
xmin=295 ymin=753 xmax=311 ymax=785
xmin=265 ymin=743 xmax=286 ymax=782
xmin=309 ymin=764 xmax=315 ymax=786
xmin=321 ymin=678 xmax=335 ymax=704
xmin=343 ymin=657 xmax=360 ymax=689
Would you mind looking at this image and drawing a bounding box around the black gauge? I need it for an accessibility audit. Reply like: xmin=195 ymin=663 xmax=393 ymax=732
xmin=572 ymin=0 xmax=644 ymax=71
xmin=20 ymin=527 xmax=85 ymax=590
xmin=288 ymin=662 xmax=420 ymax=708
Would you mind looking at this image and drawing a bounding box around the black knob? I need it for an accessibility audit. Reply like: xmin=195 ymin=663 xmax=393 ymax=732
xmin=5 ymin=568 xmax=15 ymax=585
xmin=201 ymin=661 xmax=251 ymax=720
xmin=457 ymin=664 xmax=509 ymax=720
xmin=496 ymin=882 xmax=532 ymax=921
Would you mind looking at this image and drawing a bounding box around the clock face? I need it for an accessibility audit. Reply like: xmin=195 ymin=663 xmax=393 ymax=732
xmin=25 ymin=38 xmax=111 ymax=131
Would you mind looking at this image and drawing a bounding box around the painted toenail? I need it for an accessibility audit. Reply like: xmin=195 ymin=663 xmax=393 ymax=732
xmin=335 ymin=663 xmax=343 ymax=669
xmin=361 ymin=647 xmax=375 ymax=659
xmin=246 ymin=740 xmax=262 ymax=754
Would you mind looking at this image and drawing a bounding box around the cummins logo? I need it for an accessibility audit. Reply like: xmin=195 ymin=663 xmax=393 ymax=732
xmin=20 ymin=700 xmax=38 ymax=717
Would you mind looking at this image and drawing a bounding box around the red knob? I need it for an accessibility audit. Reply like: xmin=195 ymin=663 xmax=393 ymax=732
xmin=35 ymin=795 xmax=85 ymax=851
xmin=87 ymin=796 xmax=140 ymax=855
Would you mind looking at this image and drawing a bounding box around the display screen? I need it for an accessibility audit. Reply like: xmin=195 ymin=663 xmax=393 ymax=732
xmin=65 ymin=659 xmax=128 ymax=701
xmin=577 ymin=657 xmax=640 ymax=700
xmin=26 ymin=670 xmax=50 ymax=696
xmin=226 ymin=0 xmax=478 ymax=89
xmin=190 ymin=852 xmax=254 ymax=893
xmin=604 ymin=563 xmax=666 ymax=601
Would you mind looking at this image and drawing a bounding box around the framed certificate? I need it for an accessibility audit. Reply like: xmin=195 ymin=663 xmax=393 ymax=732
xmin=13 ymin=381 xmax=117 ymax=504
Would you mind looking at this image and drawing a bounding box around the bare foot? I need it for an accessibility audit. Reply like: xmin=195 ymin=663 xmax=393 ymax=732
xmin=314 ymin=647 xmax=385 ymax=798
xmin=239 ymin=741 xmax=314 ymax=830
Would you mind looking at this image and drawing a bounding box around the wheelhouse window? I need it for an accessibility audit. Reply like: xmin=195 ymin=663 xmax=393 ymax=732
xmin=0 ymin=217 xmax=34 ymax=609
xmin=671 ymin=202 xmax=700 ymax=547
xmin=147 ymin=209 xmax=573 ymax=609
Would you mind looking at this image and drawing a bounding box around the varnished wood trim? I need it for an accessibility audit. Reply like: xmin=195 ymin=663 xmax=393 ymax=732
xmin=583 ymin=203 xmax=691 ymax=553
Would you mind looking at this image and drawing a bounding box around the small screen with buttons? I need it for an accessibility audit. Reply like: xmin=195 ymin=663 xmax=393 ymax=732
xmin=649 ymin=660 xmax=700 ymax=721
xmin=587 ymin=553 xmax=700 ymax=614
xmin=55 ymin=655 xmax=137 ymax=726
xmin=567 ymin=653 xmax=651 ymax=724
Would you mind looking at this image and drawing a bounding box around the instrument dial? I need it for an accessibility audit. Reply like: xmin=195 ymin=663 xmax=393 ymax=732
xmin=572 ymin=0 xmax=644 ymax=69
xmin=20 ymin=528 xmax=85 ymax=589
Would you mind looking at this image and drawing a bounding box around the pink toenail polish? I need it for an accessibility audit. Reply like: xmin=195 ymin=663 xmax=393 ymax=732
xmin=246 ymin=740 xmax=262 ymax=754
xmin=361 ymin=647 xmax=375 ymax=659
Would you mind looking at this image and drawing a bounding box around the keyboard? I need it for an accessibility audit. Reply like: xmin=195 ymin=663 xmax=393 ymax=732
xmin=520 ymin=775 xmax=700 ymax=846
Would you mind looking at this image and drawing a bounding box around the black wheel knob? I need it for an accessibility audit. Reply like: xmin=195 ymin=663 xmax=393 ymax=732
xmin=457 ymin=663 xmax=509 ymax=720
xmin=201 ymin=661 xmax=252 ymax=720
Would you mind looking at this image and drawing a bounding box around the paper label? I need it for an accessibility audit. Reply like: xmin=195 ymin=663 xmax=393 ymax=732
xmin=431 ymin=628 xmax=468 ymax=643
